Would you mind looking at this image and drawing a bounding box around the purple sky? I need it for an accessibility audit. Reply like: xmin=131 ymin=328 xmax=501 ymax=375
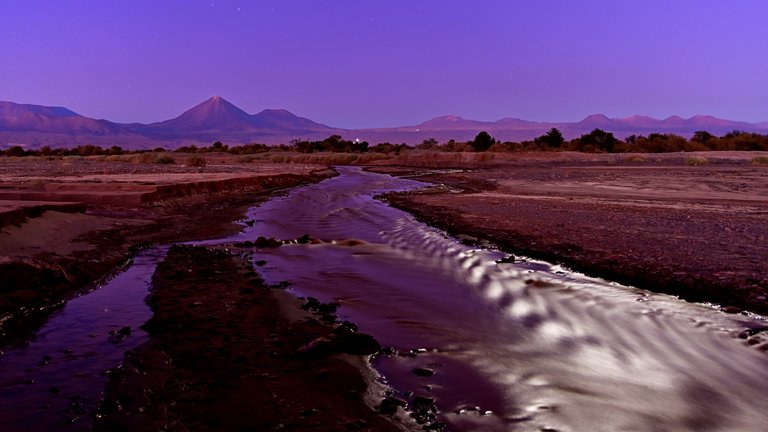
xmin=2 ymin=1 xmax=767 ymax=128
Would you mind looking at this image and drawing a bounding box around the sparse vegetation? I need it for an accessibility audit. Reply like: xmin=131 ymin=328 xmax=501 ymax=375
xmin=750 ymin=156 xmax=768 ymax=165
xmin=154 ymin=155 xmax=175 ymax=164
xmin=185 ymin=155 xmax=207 ymax=167
xmin=623 ymin=155 xmax=649 ymax=163
xmin=683 ymin=156 xmax=709 ymax=166
xmin=4 ymin=130 xmax=768 ymax=159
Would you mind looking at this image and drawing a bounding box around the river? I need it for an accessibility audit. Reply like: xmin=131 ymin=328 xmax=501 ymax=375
xmin=2 ymin=166 xmax=768 ymax=431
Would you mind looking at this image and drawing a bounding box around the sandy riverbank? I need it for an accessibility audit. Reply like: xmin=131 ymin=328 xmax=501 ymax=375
xmin=0 ymin=156 xmax=334 ymax=344
xmin=373 ymin=151 xmax=768 ymax=315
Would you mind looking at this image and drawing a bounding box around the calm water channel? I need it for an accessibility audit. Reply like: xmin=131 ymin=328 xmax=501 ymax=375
xmin=2 ymin=166 xmax=767 ymax=431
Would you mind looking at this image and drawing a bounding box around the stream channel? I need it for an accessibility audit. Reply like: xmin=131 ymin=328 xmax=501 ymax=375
xmin=2 ymin=166 xmax=768 ymax=431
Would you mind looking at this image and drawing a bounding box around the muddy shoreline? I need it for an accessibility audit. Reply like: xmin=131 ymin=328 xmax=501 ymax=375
xmin=0 ymin=166 xmax=335 ymax=345
xmin=374 ymin=158 xmax=768 ymax=315
xmin=94 ymin=244 xmax=406 ymax=431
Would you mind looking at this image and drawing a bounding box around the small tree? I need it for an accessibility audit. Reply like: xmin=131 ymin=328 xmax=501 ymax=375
xmin=536 ymin=127 xmax=565 ymax=148
xmin=579 ymin=129 xmax=617 ymax=152
xmin=471 ymin=131 xmax=495 ymax=152
xmin=692 ymin=130 xmax=714 ymax=143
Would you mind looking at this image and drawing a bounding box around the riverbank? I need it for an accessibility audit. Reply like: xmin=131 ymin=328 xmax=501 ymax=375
xmin=95 ymin=244 xmax=406 ymax=431
xmin=374 ymin=152 xmax=768 ymax=315
xmin=0 ymin=157 xmax=335 ymax=344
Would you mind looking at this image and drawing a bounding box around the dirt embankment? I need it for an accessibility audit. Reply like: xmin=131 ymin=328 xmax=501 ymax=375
xmin=0 ymin=161 xmax=335 ymax=345
xmin=94 ymin=245 xmax=405 ymax=432
xmin=376 ymin=155 xmax=768 ymax=315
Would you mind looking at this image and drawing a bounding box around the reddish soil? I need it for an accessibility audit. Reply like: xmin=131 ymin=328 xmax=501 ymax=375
xmin=376 ymin=153 xmax=768 ymax=315
xmin=0 ymin=158 xmax=335 ymax=344
xmin=94 ymin=245 xmax=405 ymax=432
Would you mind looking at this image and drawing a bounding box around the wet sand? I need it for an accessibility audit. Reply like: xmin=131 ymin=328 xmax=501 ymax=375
xmin=375 ymin=152 xmax=768 ymax=315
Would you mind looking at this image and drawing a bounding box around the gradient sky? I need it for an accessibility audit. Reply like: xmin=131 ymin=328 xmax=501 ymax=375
xmin=2 ymin=1 xmax=767 ymax=128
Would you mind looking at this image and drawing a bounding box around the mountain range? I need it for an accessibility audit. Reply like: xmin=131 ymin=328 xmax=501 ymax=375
xmin=1 ymin=96 xmax=767 ymax=149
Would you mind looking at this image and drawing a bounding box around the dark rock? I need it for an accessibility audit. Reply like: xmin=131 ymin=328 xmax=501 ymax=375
xmin=413 ymin=367 xmax=435 ymax=377
xmin=297 ymin=234 xmax=312 ymax=244
xmin=320 ymin=314 xmax=337 ymax=324
xmin=380 ymin=346 xmax=397 ymax=356
xmin=117 ymin=326 xmax=132 ymax=336
xmin=269 ymin=280 xmax=290 ymax=289
xmin=318 ymin=302 xmax=340 ymax=314
xmin=254 ymin=236 xmax=282 ymax=248
xmin=254 ymin=260 xmax=267 ymax=266
xmin=379 ymin=396 xmax=407 ymax=414
xmin=722 ymin=306 xmax=742 ymax=314
xmin=48 ymin=386 xmax=61 ymax=394
xmin=298 ymin=333 xmax=381 ymax=356
xmin=335 ymin=333 xmax=381 ymax=355
xmin=302 ymin=297 xmax=321 ymax=310
xmin=496 ymin=255 xmax=515 ymax=264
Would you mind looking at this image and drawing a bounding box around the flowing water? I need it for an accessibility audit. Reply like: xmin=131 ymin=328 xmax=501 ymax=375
xmin=0 ymin=247 xmax=167 ymax=431
xmin=2 ymin=166 xmax=768 ymax=431
xmin=215 ymin=166 xmax=768 ymax=432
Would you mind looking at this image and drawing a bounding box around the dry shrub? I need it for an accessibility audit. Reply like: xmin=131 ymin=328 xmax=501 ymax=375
xmin=154 ymin=155 xmax=175 ymax=164
xmin=133 ymin=152 xmax=157 ymax=163
xmin=683 ymin=156 xmax=709 ymax=166
xmin=624 ymin=155 xmax=649 ymax=163
xmin=749 ymin=156 xmax=768 ymax=166
xmin=186 ymin=155 xmax=207 ymax=167
xmin=29 ymin=178 xmax=47 ymax=190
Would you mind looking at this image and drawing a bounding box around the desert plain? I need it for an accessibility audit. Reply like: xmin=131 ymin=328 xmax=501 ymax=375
xmin=1 ymin=150 xmax=767 ymax=430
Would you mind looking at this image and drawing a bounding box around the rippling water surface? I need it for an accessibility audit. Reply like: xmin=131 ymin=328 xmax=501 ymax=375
xmin=220 ymin=166 xmax=768 ymax=432
xmin=0 ymin=247 xmax=167 ymax=431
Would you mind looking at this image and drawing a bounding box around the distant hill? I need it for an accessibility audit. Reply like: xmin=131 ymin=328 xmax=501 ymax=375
xmin=146 ymin=96 xmax=257 ymax=133
xmin=1 ymin=97 xmax=766 ymax=149
xmin=0 ymin=101 xmax=123 ymax=134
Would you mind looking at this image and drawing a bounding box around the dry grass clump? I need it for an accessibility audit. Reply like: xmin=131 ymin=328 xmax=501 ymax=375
xmin=683 ymin=156 xmax=709 ymax=166
xmin=29 ymin=178 xmax=47 ymax=190
xmin=238 ymin=155 xmax=256 ymax=163
xmin=132 ymin=152 xmax=157 ymax=164
xmin=749 ymin=156 xmax=768 ymax=165
xmin=623 ymin=155 xmax=649 ymax=163
xmin=154 ymin=155 xmax=175 ymax=164
xmin=185 ymin=155 xmax=207 ymax=167
xmin=130 ymin=152 xmax=176 ymax=164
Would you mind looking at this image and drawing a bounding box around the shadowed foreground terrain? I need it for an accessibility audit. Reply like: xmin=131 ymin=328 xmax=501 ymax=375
xmin=95 ymin=245 xmax=404 ymax=431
